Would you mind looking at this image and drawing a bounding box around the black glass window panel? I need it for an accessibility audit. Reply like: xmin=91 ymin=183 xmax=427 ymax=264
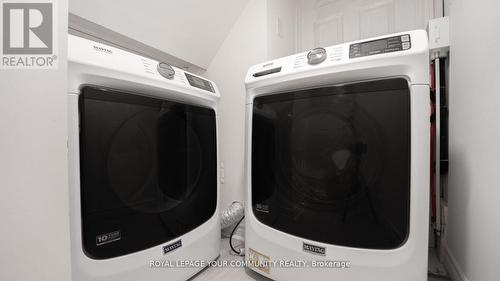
xmin=252 ymin=78 xmax=410 ymax=250
xmin=79 ymin=86 xmax=217 ymax=259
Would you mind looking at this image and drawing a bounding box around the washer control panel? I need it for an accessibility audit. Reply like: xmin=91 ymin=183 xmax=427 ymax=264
xmin=307 ymin=48 xmax=327 ymax=65
xmin=349 ymin=34 xmax=411 ymax=58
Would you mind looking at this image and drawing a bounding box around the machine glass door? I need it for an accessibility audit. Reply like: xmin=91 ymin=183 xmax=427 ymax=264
xmin=252 ymin=78 xmax=411 ymax=250
xmin=79 ymin=86 xmax=217 ymax=259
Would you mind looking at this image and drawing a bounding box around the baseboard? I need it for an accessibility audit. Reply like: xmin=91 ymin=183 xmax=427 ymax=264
xmin=442 ymin=246 xmax=469 ymax=281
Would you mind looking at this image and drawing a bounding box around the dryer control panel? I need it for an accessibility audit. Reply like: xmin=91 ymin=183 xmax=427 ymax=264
xmin=349 ymin=34 xmax=411 ymax=58
xmin=245 ymin=30 xmax=428 ymax=88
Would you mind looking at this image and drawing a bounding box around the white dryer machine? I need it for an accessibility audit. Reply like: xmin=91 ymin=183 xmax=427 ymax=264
xmin=68 ymin=35 xmax=220 ymax=281
xmin=244 ymin=30 xmax=430 ymax=281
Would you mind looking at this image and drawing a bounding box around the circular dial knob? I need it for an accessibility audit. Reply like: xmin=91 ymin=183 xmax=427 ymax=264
xmin=307 ymin=48 xmax=327 ymax=65
xmin=157 ymin=62 xmax=175 ymax=79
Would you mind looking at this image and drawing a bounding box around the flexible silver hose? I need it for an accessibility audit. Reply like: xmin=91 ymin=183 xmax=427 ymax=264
xmin=220 ymin=201 xmax=244 ymax=229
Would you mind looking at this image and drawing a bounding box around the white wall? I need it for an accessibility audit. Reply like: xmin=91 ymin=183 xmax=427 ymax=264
xmin=0 ymin=1 xmax=71 ymax=281
xmin=445 ymin=0 xmax=500 ymax=280
xmin=69 ymin=0 xmax=250 ymax=69
xmin=267 ymin=0 xmax=297 ymax=60
xmin=204 ymin=0 xmax=268 ymax=210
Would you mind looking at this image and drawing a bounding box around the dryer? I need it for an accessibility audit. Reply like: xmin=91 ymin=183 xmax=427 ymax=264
xmin=68 ymin=35 xmax=220 ymax=281
xmin=244 ymin=30 xmax=430 ymax=281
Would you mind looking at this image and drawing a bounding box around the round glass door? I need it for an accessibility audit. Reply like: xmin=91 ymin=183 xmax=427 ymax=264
xmin=252 ymin=78 xmax=411 ymax=250
xmin=79 ymin=87 xmax=217 ymax=259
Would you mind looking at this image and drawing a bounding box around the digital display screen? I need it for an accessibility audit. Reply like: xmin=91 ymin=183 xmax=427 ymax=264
xmin=349 ymin=35 xmax=408 ymax=58
xmin=185 ymin=73 xmax=215 ymax=93
xmin=361 ymin=39 xmax=388 ymax=53
xmin=190 ymin=76 xmax=206 ymax=87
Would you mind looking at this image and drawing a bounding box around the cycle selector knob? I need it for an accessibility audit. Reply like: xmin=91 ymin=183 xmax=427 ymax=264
xmin=157 ymin=62 xmax=175 ymax=79
xmin=307 ymin=48 xmax=327 ymax=65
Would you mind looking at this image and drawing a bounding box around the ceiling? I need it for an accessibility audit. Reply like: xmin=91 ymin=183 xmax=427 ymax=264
xmin=70 ymin=0 xmax=251 ymax=69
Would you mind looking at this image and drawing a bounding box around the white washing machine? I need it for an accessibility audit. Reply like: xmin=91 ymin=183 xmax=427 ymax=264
xmin=244 ymin=30 xmax=430 ymax=281
xmin=68 ymin=35 xmax=220 ymax=281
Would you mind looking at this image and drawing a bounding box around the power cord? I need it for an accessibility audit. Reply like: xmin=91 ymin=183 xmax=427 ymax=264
xmin=229 ymin=215 xmax=245 ymax=255
xmin=428 ymin=272 xmax=452 ymax=280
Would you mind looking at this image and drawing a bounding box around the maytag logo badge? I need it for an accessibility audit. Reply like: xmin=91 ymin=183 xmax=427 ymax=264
xmin=163 ymin=240 xmax=182 ymax=255
xmin=93 ymin=45 xmax=112 ymax=54
xmin=1 ymin=1 xmax=57 ymax=69
xmin=303 ymin=242 xmax=326 ymax=256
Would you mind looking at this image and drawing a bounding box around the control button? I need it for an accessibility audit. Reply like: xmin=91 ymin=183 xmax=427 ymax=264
xmin=401 ymin=35 xmax=410 ymax=42
xmin=307 ymin=48 xmax=327 ymax=65
xmin=402 ymin=42 xmax=410 ymax=50
xmin=157 ymin=62 xmax=175 ymax=79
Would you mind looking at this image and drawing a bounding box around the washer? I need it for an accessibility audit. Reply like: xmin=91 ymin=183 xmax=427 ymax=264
xmin=68 ymin=35 xmax=220 ymax=281
xmin=244 ymin=30 xmax=430 ymax=281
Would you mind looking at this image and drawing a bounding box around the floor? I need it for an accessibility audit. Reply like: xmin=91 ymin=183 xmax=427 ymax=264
xmin=189 ymin=238 xmax=269 ymax=281
xmin=428 ymin=247 xmax=452 ymax=281
xmin=190 ymin=239 xmax=451 ymax=281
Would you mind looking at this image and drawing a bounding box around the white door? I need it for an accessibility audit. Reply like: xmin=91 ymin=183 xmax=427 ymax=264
xmin=297 ymin=0 xmax=436 ymax=52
